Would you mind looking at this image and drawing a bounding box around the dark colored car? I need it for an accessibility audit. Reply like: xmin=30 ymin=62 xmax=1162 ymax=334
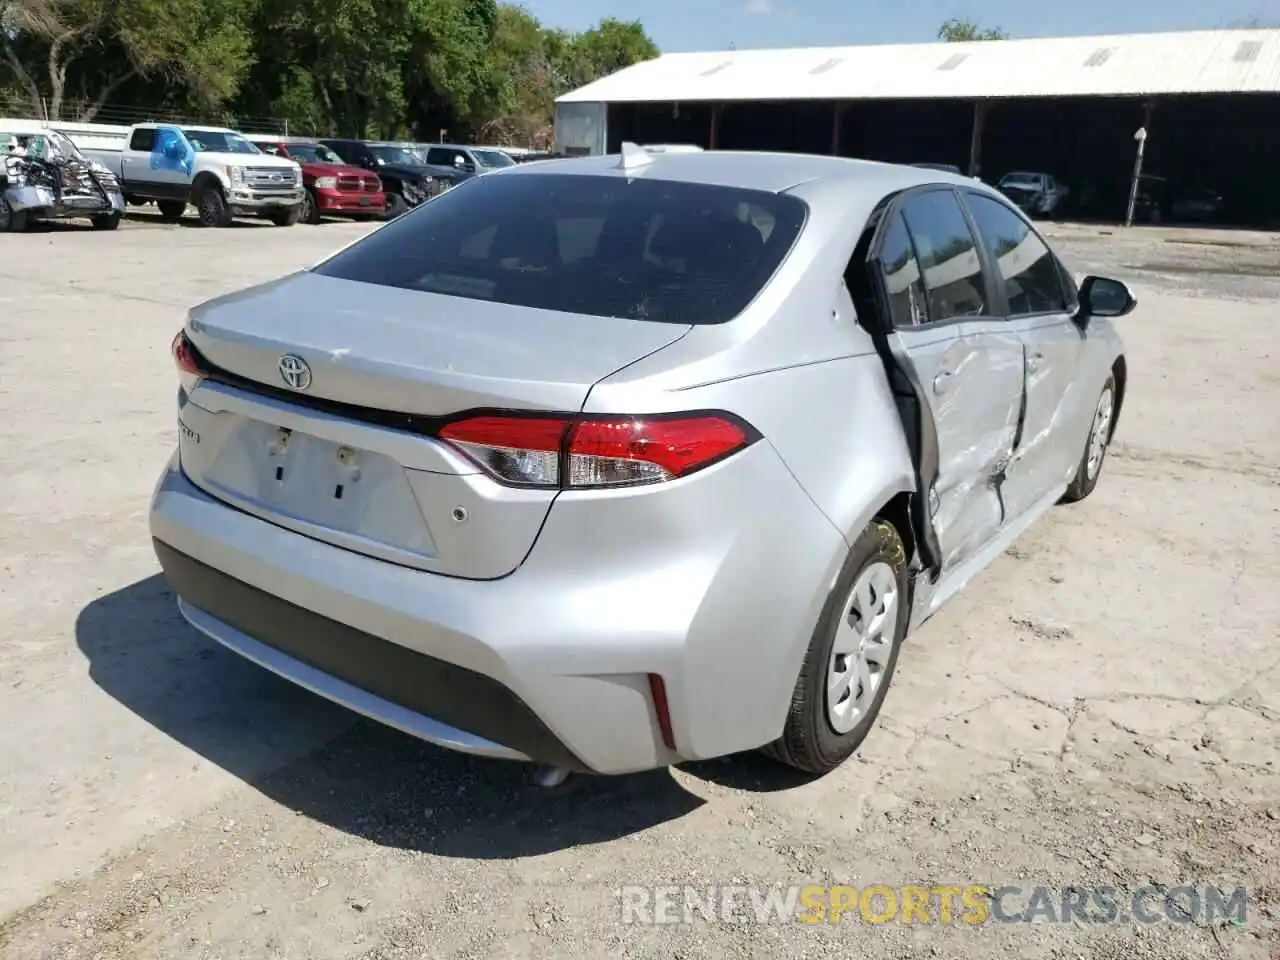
xmin=1171 ymin=187 xmax=1227 ymax=223
xmin=318 ymin=140 xmax=450 ymax=217
xmin=253 ymin=139 xmax=386 ymax=224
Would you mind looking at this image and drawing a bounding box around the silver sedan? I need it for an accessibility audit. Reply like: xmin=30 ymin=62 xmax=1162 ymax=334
xmin=150 ymin=144 xmax=1135 ymax=779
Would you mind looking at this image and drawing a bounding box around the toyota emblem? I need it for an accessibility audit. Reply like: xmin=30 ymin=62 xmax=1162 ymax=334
xmin=278 ymin=354 xmax=312 ymax=391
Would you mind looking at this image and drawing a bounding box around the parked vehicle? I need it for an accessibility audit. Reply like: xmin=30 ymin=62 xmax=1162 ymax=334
xmin=1 ymin=129 xmax=124 ymax=232
xmin=416 ymin=143 xmax=516 ymax=176
xmin=319 ymin=139 xmax=451 ymax=217
xmin=911 ymin=162 xmax=962 ymax=174
xmin=1131 ymin=174 xmax=1170 ymax=224
xmin=151 ymin=146 xmax=1134 ymax=779
xmin=1170 ymin=187 xmax=1227 ymax=223
xmin=997 ymin=171 xmax=1070 ymax=217
xmin=79 ymin=124 xmax=303 ymax=227
xmin=252 ymin=138 xmax=386 ymax=224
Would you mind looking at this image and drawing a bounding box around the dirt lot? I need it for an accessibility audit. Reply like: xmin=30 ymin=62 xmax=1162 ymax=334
xmin=1 ymin=215 xmax=1277 ymax=960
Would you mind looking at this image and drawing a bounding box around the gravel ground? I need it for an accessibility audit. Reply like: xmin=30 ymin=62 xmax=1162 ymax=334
xmin=0 ymin=213 xmax=1277 ymax=960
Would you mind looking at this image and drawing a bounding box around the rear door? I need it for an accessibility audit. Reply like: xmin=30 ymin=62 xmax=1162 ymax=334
xmin=875 ymin=188 xmax=1026 ymax=573
xmin=962 ymin=190 xmax=1086 ymax=519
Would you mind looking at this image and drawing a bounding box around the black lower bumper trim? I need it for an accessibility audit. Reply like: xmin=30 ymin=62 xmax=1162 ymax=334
xmin=153 ymin=539 xmax=587 ymax=771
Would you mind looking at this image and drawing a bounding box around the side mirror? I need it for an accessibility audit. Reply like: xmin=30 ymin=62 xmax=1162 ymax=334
xmin=1077 ymin=275 xmax=1137 ymax=323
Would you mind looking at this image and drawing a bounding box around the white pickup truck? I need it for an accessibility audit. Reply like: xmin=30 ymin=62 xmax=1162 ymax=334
xmin=81 ymin=123 xmax=304 ymax=227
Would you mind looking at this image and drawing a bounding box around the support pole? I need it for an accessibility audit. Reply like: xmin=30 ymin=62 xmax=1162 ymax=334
xmin=831 ymin=102 xmax=844 ymax=156
xmin=1124 ymin=101 xmax=1155 ymax=228
xmin=709 ymin=104 xmax=720 ymax=150
xmin=968 ymin=100 xmax=987 ymax=179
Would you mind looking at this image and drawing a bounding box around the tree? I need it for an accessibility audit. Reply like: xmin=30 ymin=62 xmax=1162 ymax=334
xmin=937 ymin=17 xmax=1008 ymax=41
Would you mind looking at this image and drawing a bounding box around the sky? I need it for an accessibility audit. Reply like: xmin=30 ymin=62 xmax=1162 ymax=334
xmin=521 ymin=0 xmax=1278 ymax=51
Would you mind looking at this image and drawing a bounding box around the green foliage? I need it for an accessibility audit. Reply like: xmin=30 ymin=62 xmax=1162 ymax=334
xmin=0 ymin=0 xmax=659 ymax=143
xmin=937 ymin=18 xmax=1008 ymax=41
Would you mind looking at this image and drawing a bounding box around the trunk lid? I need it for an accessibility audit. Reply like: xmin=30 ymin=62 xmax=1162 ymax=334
xmin=179 ymin=271 xmax=690 ymax=579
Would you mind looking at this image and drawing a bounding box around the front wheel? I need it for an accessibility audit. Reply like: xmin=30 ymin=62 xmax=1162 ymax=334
xmin=196 ymin=186 xmax=232 ymax=228
xmin=385 ymin=192 xmax=408 ymax=219
xmin=156 ymin=200 xmax=186 ymax=223
xmin=269 ymin=204 xmax=301 ymax=227
xmin=1061 ymin=375 xmax=1115 ymax=503
xmin=0 ymin=195 xmax=27 ymax=233
xmin=763 ymin=518 xmax=909 ymax=774
xmin=301 ymin=189 xmax=321 ymax=225
xmin=91 ymin=212 xmax=122 ymax=231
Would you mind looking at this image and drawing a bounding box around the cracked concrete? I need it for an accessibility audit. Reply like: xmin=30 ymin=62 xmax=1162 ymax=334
xmin=0 ymin=219 xmax=1276 ymax=959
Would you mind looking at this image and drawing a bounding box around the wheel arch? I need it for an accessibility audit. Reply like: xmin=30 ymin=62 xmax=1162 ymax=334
xmin=192 ymin=170 xmax=225 ymax=195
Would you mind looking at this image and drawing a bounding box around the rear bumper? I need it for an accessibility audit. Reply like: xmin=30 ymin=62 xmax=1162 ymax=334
xmin=314 ymin=188 xmax=386 ymax=214
xmin=149 ymin=440 xmax=844 ymax=774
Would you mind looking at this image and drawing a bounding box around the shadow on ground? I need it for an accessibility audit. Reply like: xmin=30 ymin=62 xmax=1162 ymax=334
xmin=124 ymin=211 xmax=273 ymax=228
xmin=76 ymin=575 xmax=708 ymax=859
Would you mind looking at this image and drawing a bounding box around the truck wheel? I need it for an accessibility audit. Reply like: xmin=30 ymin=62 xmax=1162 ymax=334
xmin=301 ymin=189 xmax=321 ymax=225
xmin=156 ymin=200 xmax=186 ymax=223
xmin=269 ymin=204 xmax=301 ymax=227
xmin=91 ymin=213 xmax=122 ymax=231
xmin=196 ymin=186 xmax=232 ymax=228
xmin=385 ymin=192 xmax=408 ymax=219
xmin=0 ymin=195 xmax=27 ymax=233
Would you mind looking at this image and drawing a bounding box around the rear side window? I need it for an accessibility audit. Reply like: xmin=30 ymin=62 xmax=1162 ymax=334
xmin=965 ymin=194 xmax=1067 ymax=315
xmin=900 ymin=190 xmax=987 ymax=321
xmin=314 ymin=173 xmax=808 ymax=324
xmin=877 ymin=212 xmax=927 ymax=328
xmin=129 ymin=128 xmax=155 ymax=151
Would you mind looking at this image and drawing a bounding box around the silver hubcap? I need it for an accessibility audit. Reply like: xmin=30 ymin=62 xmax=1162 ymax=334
xmin=1086 ymin=388 xmax=1114 ymax=480
xmin=826 ymin=561 xmax=899 ymax=734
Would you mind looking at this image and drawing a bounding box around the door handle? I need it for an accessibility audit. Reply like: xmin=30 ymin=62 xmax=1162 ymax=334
xmin=932 ymin=370 xmax=953 ymax=395
xmin=1027 ymin=352 xmax=1045 ymax=373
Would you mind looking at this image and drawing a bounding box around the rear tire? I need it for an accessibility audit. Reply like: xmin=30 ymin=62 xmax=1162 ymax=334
xmin=763 ymin=518 xmax=909 ymax=775
xmin=1061 ymin=375 xmax=1116 ymax=504
xmin=195 ymin=186 xmax=232 ymax=228
xmin=91 ymin=212 xmax=122 ymax=231
xmin=156 ymin=200 xmax=186 ymax=223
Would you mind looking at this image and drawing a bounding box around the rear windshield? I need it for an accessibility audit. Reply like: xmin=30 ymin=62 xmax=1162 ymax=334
xmin=312 ymin=173 xmax=807 ymax=324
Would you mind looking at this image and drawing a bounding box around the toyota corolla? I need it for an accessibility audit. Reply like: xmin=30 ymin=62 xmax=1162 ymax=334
xmin=150 ymin=145 xmax=1135 ymax=778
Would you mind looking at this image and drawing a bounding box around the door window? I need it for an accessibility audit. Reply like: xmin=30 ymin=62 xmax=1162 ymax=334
xmin=426 ymin=148 xmax=457 ymax=166
xmin=900 ymin=190 xmax=988 ymax=322
xmin=128 ymin=128 xmax=156 ymax=151
xmin=965 ymin=194 xmax=1068 ymax=315
xmin=877 ymin=212 xmax=927 ymax=328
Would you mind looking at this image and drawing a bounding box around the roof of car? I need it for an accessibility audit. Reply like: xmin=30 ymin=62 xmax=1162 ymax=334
xmin=487 ymin=148 xmax=970 ymax=195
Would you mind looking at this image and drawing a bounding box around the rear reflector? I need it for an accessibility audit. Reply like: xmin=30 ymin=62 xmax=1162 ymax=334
xmin=648 ymin=674 xmax=676 ymax=751
xmin=439 ymin=413 xmax=756 ymax=489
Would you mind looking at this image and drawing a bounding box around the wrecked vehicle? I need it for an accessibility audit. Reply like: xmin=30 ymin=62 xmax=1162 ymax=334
xmin=1 ymin=130 xmax=125 ymax=233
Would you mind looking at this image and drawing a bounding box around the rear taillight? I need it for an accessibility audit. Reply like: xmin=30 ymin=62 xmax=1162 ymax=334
xmin=172 ymin=329 xmax=204 ymax=392
xmin=438 ymin=413 xmax=756 ymax=489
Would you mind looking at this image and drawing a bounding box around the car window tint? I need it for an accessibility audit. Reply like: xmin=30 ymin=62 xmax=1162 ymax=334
xmin=313 ymin=173 xmax=808 ymax=325
xmin=900 ymin=190 xmax=987 ymax=321
xmin=878 ymin=212 xmax=927 ymax=327
xmin=426 ymin=148 xmax=453 ymax=165
xmin=966 ymin=194 xmax=1067 ymax=315
xmin=129 ymin=128 xmax=155 ymax=151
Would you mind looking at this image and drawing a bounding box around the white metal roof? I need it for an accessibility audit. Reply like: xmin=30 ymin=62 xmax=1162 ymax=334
xmin=557 ymin=29 xmax=1280 ymax=104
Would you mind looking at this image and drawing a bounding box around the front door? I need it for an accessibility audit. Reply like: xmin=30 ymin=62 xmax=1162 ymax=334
xmin=875 ymin=189 xmax=1025 ymax=575
xmin=961 ymin=191 xmax=1086 ymax=520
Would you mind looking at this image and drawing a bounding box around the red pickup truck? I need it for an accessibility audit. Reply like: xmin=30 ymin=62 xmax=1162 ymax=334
xmin=252 ymin=138 xmax=387 ymax=223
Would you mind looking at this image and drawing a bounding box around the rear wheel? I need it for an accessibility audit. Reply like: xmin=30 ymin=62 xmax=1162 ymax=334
xmin=196 ymin=186 xmax=232 ymax=228
xmin=763 ymin=518 xmax=909 ymax=774
xmin=91 ymin=212 xmax=122 ymax=231
xmin=1061 ymin=376 xmax=1115 ymax=503
xmin=156 ymin=200 xmax=186 ymax=223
